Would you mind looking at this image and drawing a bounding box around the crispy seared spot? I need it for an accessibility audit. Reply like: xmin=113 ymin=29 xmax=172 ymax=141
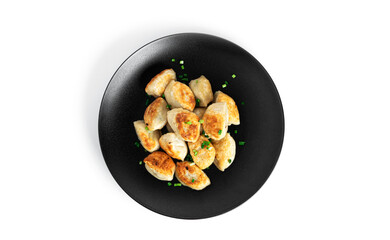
xmin=144 ymin=151 xmax=175 ymax=172
xmin=176 ymin=161 xmax=209 ymax=186
xmin=144 ymin=98 xmax=164 ymax=126
xmin=203 ymin=113 xmax=223 ymax=138
xmin=140 ymin=132 xmax=157 ymax=150
xmin=175 ymin=112 xmax=200 ymax=141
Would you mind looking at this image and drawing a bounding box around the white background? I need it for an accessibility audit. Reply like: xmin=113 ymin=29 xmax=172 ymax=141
xmin=1 ymin=0 xmax=389 ymax=239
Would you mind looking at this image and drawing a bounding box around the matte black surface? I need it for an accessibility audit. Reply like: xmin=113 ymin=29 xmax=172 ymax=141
xmin=98 ymin=33 xmax=284 ymax=219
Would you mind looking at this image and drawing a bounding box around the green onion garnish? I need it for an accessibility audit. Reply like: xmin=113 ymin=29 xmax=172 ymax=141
xmin=225 ymin=80 xmax=229 ymax=85
xmin=192 ymin=179 xmax=195 ymax=183
xmin=239 ymin=141 xmax=246 ymax=146
xmin=196 ymin=99 xmax=200 ymax=106
xmin=218 ymin=130 xmax=222 ymax=135
xmin=166 ymin=104 xmax=171 ymax=109
xmin=171 ymin=58 xmax=175 ymax=62
xmin=232 ymin=74 xmax=236 ymax=78
xmin=199 ymin=119 xmax=204 ymax=124
xmin=181 ymin=65 xmax=185 ymax=70
xmin=179 ymin=60 xmax=184 ymax=64
xmin=193 ymin=149 xmax=198 ymax=156
xmin=174 ymin=183 xmax=182 ymax=187
xmin=234 ymin=130 xmax=238 ymax=134
xmin=134 ymin=142 xmax=140 ymax=147
xmin=201 ymin=141 xmax=210 ymax=149
xmin=182 ymin=78 xmax=188 ymax=81
xmin=241 ymin=101 xmax=245 ymax=105
xmin=184 ymin=73 xmax=187 ymax=77
xmin=168 ymin=182 xmax=172 ymax=186
xmin=145 ymin=126 xmax=149 ymax=130
xmin=139 ymin=161 xmax=142 ymax=165
xmin=222 ymin=84 xmax=227 ymax=88
xmin=196 ymin=80 xmax=198 ymax=83
xmin=162 ymin=93 xmax=165 ymax=98
xmin=145 ymin=98 xmax=150 ymax=106
xmin=205 ymin=134 xmax=210 ymax=138
xmin=228 ymin=159 xmax=232 ymax=163
xmin=185 ymin=121 xmax=192 ymax=125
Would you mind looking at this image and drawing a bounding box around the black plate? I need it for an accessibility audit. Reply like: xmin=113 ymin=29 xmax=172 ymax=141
xmin=98 ymin=33 xmax=284 ymax=219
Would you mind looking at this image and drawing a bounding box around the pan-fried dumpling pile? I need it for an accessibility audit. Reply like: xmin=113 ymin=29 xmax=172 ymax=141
xmin=189 ymin=75 xmax=213 ymax=107
xmin=164 ymin=81 xmax=196 ymax=111
xmin=145 ymin=69 xmax=176 ymax=97
xmin=134 ymin=69 xmax=241 ymax=190
xmin=212 ymin=133 xmax=236 ymax=171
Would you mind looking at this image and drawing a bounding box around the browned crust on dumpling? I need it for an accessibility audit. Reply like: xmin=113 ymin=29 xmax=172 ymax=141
xmin=143 ymin=97 xmax=167 ymax=130
xmin=202 ymin=103 xmax=228 ymax=140
xmin=144 ymin=151 xmax=175 ymax=178
xmin=159 ymin=133 xmax=187 ymax=160
xmin=212 ymin=133 xmax=236 ymax=171
xmin=214 ymin=91 xmax=240 ymax=125
xmin=145 ymin=69 xmax=176 ymax=97
xmin=133 ymin=120 xmax=160 ymax=152
xmin=175 ymin=111 xmax=200 ymax=142
xmin=164 ymin=81 xmax=196 ymax=111
xmin=175 ymin=161 xmax=211 ymax=190
xmin=188 ymin=135 xmax=215 ymax=169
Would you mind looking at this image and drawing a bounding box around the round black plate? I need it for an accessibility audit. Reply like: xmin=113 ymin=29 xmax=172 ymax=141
xmin=98 ymin=33 xmax=284 ymax=219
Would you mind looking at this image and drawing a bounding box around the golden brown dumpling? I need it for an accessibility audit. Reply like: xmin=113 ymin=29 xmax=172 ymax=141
xmin=144 ymin=151 xmax=175 ymax=181
xmin=164 ymin=81 xmax=196 ymax=111
xmin=143 ymin=97 xmax=168 ymax=131
xmin=202 ymin=102 xmax=229 ymax=141
xmin=189 ymin=75 xmax=213 ymax=107
xmin=212 ymin=133 xmax=236 ymax=171
xmin=133 ymin=120 xmax=161 ymax=152
xmin=145 ymin=69 xmax=176 ymax=97
xmin=175 ymin=161 xmax=211 ymax=190
xmin=214 ymin=91 xmax=240 ymax=125
xmin=159 ymin=133 xmax=188 ymax=160
xmin=188 ymin=135 xmax=215 ymax=169
xmin=167 ymin=108 xmax=200 ymax=143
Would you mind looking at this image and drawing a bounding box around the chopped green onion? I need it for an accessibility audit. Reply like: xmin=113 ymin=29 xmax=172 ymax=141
xmin=218 ymin=130 xmax=222 ymax=135
xmin=179 ymin=75 xmax=183 ymax=78
xmin=225 ymin=80 xmax=229 ymax=85
xmin=232 ymin=74 xmax=236 ymax=78
xmin=205 ymin=134 xmax=210 ymax=138
xmin=134 ymin=142 xmax=140 ymax=147
xmin=199 ymin=119 xmax=204 ymax=124
xmin=181 ymin=65 xmax=185 ymax=70
xmin=174 ymin=183 xmax=182 ymax=187
xmin=185 ymin=121 xmax=192 ymax=125
xmin=196 ymin=80 xmax=198 ymax=83
xmin=145 ymin=98 xmax=150 ymax=106
xmin=193 ymin=149 xmax=198 ymax=156
xmin=182 ymin=78 xmax=188 ymax=81
xmin=145 ymin=126 xmax=149 ymax=131
xmin=239 ymin=141 xmax=246 ymax=146
xmin=241 ymin=101 xmax=245 ymax=105
xmin=179 ymin=60 xmax=184 ymax=64
xmin=196 ymin=99 xmax=200 ymax=106
xmin=162 ymin=93 xmax=165 ymax=98
xmin=168 ymin=182 xmax=172 ymax=186
xmin=222 ymin=84 xmax=227 ymax=88
xmin=139 ymin=161 xmax=143 ymax=165
xmin=192 ymin=179 xmax=195 ymax=183
xmin=166 ymin=104 xmax=171 ymax=109
xmin=201 ymin=141 xmax=210 ymax=149
xmin=234 ymin=130 xmax=238 ymax=134
xmin=184 ymin=73 xmax=187 ymax=77
xmin=171 ymin=58 xmax=175 ymax=62
xmin=228 ymin=159 xmax=232 ymax=163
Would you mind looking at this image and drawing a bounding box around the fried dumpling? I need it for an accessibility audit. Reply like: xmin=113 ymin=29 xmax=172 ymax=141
xmin=133 ymin=120 xmax=161 ymax=152
xmin=159 ymin=133 xmax=188 ymax=160
xmin=212 ymin=133 xmax=236 ymax=171
xmin=143 ymin=151 xmax=175 ymax=181
xmin=193 ymin=107 xmax=206 ymax=132
xmin=164 ymin=81 xmax=196 ymax=111
xmin=202 ymin=102 xmax=229 ymax=141
xmin=145 ymin=69 xmax=176 ymax=97
xmin=214 ymin=91 xmax=240 ymax=125
xmin=189 ymin=75 xmax=213 ymax=107
xmin=187 ymin=135 xmax=215 ymax=169
xmin=143 ymin=97 xmax=168 ymax=131
xmin=167 ymin=108 xmax=200 ymax=143
xmin=175 ymin=161 xmax=211 ymax=190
